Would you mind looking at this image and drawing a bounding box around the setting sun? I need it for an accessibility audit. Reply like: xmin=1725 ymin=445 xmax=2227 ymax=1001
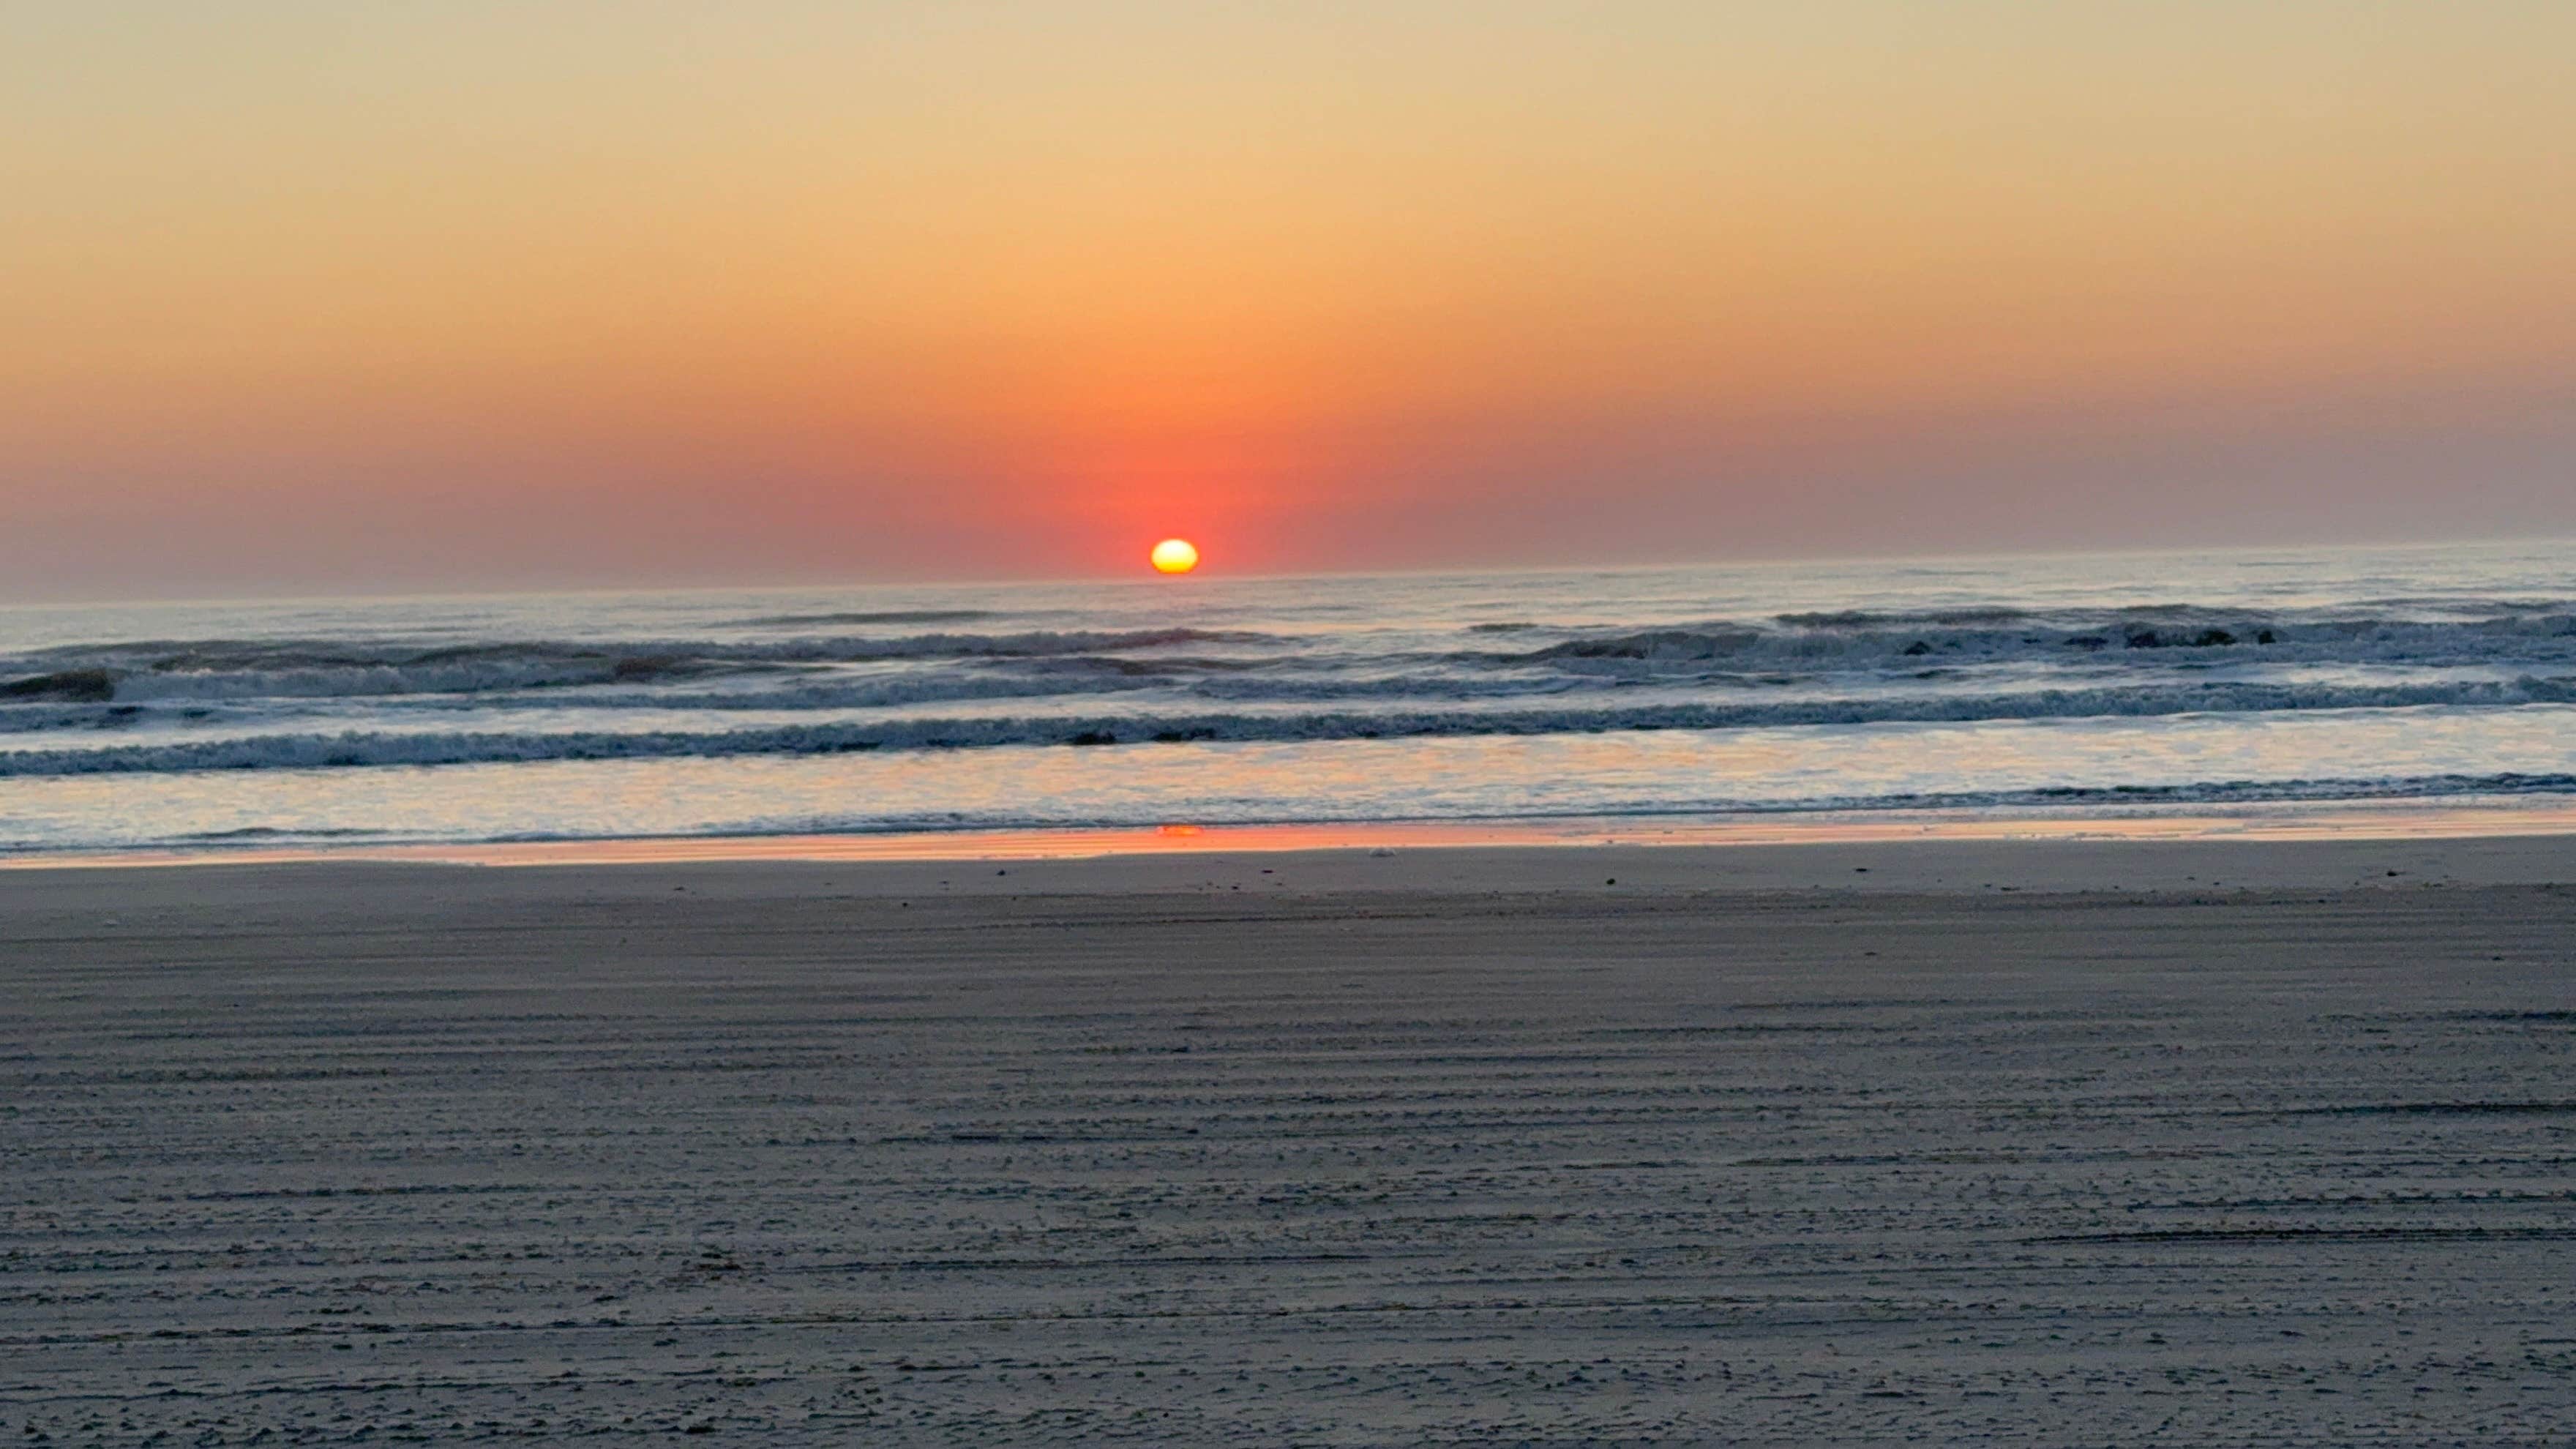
xmin=1150 ymin=538 xmax=1199 ymax=574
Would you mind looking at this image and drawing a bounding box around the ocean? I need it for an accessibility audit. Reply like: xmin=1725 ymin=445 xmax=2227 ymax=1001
xmin=4 ymin=539 xmax=2575 ymax=856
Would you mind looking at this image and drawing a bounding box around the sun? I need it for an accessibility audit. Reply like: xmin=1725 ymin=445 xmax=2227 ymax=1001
xmin=1150 ymin=538 xmax=1199 ymax=574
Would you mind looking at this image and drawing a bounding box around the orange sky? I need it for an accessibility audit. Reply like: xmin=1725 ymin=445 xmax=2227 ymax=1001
xmin=4 ymin=2 xmax=2572 ymax=597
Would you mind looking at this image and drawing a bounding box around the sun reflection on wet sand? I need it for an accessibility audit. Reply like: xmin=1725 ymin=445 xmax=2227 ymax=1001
xmin=17 ymin=798 xmax=2576 ymax=870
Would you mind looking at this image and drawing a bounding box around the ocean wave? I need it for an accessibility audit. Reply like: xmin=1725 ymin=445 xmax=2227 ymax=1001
xmin=0 ymin=629 xmax=1280 ymax=703
xmin=1522 ymin=629 xmax=1767 ymax=661
xmin=169 ymin=825 xmax=391 ymax=842
xmin=0 ymin=703 xmax=159 ymax=734
xmin=734 ymin=609 xmax=1000 ymax=626
xmin=8 ymin=677 xmax=2575 ymax=777
xmin=1483 ymin=613 xmax=2576 ymax=673
xmin=610 ymin=770 xmax=2576 ymax=827
xmin=12 ymin=612 xmax=2576 ymax=719
xmin=0 ymin=667 xmax=116 ymax=703
xmin=2348 ymin=595 xmax=2576 ymax=617
xmin=1772 ymin=607 xmax=2033 ymax=627
xmin=0 ymin=667 xmax=1589 ymax=730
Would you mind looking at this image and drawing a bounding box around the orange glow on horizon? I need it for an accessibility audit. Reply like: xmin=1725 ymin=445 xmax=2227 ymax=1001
xmin=3 ymin=4 xmax=2574 ymax=596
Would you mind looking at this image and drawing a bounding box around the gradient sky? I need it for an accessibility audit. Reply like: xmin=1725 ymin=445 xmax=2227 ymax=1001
xmin=4 ymin=2 xmax=2572 ymax=598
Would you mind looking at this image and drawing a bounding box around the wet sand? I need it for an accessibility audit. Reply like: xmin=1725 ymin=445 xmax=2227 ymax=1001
xmin=6 ymin=839 xmax=2575 ymax=1443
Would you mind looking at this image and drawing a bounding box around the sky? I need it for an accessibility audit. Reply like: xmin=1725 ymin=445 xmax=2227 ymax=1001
xmin=4 ymin=1 xmax=2572 ymax=598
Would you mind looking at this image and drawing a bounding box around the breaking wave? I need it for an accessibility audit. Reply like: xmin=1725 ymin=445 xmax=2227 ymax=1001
xmin=7 ymin=546 xmax=2576 ymax=853
xmin=0 ymin=629 xmax=1279 ymax=703
xmin=7 ymin=677 xmax=2575 ymax=777
xmin=733 ymin=608 xmax=1002 ymax=626
xmin=11 ymin=610 xmax=2576 ymax=713
xmin=1479 ymin=613 xmax=2576 ymax=670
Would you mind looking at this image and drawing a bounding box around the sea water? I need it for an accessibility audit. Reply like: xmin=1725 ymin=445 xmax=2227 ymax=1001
xmin=4 ymin=539 xmax=2574 ymax=854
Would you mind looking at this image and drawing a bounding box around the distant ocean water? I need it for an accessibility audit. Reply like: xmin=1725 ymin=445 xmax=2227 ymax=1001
xmin=4 ymin=541 xmax=2575 ymax=855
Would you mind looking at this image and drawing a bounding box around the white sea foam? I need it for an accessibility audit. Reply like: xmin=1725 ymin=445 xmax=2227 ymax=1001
xmin=7 ymin=610 xmax=2575 ymax=711
xmin=5 ymin=678 xmax=2576 ymax=776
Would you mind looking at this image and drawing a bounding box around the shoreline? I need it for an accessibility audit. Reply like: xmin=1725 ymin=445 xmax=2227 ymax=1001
xmin=10 ymin=826 xmax=2576 ymax=904
xmin=10 ymin=793 xmax=2576 ymax=872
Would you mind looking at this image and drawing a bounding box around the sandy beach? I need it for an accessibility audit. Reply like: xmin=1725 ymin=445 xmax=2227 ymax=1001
xmin=7 ymin=836 xmax=2575 ymax=1444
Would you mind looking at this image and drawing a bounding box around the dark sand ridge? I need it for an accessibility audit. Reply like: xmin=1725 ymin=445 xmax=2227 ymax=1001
xmin=5 ymin=838 xmax=2574 ymax=1442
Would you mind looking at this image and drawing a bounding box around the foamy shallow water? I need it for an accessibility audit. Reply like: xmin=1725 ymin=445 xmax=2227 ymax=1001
xmin=4 ymin=539 xmax=2574 ymax=853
